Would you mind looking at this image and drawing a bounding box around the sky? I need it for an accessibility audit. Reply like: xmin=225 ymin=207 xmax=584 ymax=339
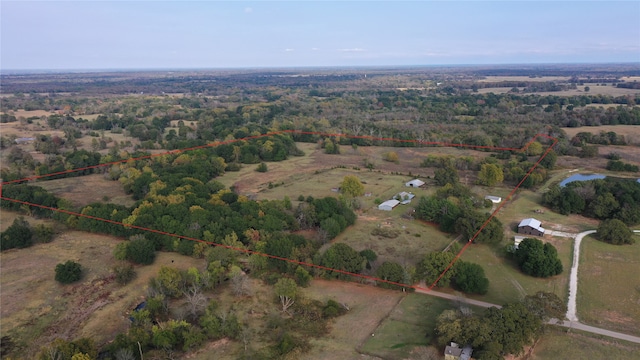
xmin=1 ymin=1 xmax=639 ymax=70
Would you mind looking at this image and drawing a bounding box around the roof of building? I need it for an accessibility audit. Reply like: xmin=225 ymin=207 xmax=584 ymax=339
xmin=444 ymin=345 xmax=463 ymax=357
xmin=406 ymin=179 xmax=425 ymax=187
xmin=485 ymin=195 xmax=502 ymax=203
xmin=378 ymin=199 xmax=400 ymax=208
xmin=519 ymin=218 xmax=545 ymax=232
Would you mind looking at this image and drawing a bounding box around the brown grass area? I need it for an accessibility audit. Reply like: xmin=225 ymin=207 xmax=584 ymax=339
xmin=477 ymin=76 xmax=570 ymax=82
xmin=302 ymin=279 xmax=404 ymax=360
xmin=562 ymin=125 xmax=640 ymax=139
xmin=36 ymin=174 xmax=135 ymax=208
xmin=0 ymin=209 xmax=204 ymax=356
xmin=2 ymin=109 xmax=56 ymax=118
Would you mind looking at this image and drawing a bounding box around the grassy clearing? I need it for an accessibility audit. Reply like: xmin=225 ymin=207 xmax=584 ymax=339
xmin=577 ymin=235 xmax=640 ymax=336
xmin=332 ymin=216 xmax=453 ymax=267
xmin=301 ymin=279 xmax=404 ymax=359
xmin=36 ymin=174 xmax=135 ymax=208
xmin=562 ymin=125 xmax=640 ymax=139
xmin=458 ymin=238 xmax=572 ymax=305
xmin=360 ymin=293 xmax=487 ymax=359
xmin=532 ymin=326 xmax=640 ymax=360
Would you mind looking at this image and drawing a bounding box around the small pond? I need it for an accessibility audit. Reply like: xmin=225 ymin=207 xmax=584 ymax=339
xmin=560 ymin=173 xmax=640 ymax=187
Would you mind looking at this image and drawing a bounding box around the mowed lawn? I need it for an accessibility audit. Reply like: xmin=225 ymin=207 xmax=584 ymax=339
xmin=532 ymin=327 xmax=640 ymax=360
xmin=577 ymin=235 xmax=640 ymax=336
xmin=458 ymin=236 xmax=573 ymax=306
xmin=360 ymin=293 xmax=485 ymax=359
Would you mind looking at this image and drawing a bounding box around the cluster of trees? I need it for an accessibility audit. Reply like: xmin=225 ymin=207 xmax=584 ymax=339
xmin=435 ymin=292 xmax=566 ymax=359
xmin=606 ymin=160 xmax=638 ymax=172
xmin=416 ymin=191 xmax=503 ymax=244
xmin=570 ymin=131 xmax=627 ymax=146
xmin=597 ymin=219 xmax=636 ymax=245
xmin=0 ymin=216 xmax=55 ymax=251
xmin=543 ymin=178 xmax=640 ymax=224
xmin=511 ymin=238 xmax=563 ymax=278
xmin=416 ymin=250 xmax=489 ymax=295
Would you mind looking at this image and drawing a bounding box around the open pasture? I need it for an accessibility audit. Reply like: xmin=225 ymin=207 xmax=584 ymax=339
xmin=577 ymin=235 xmax=640 ymax=336
xmin=458 ymin=237 xmax=572 ymax=306
xmin=532 ymin=326 xmax=640 ymax=360
xmin=0 ymin=208 xmax=205 ymax=356
xmin=36 ymin=173 xmax=136 ymax=208
xmin=562 ymin=125 xmax=640 ymax=139
xmin=302 ymin=279 xmax=405 ymax=360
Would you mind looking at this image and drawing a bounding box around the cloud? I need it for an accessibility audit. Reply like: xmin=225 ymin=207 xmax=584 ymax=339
xmin=244 ymin=7 xmax=253 ymax=13
xmin=284 ymin=48 xmax=294 ymax=52
xmin=339 ymin=48 xmax=366 ymax=52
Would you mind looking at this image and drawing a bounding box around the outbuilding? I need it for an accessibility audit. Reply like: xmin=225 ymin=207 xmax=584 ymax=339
xmin=485 ymin=195 xmax=502 ymax=203
xmin=518 ymin=218 xmax=545 ymax=237
xmin=378 ymin=199 xmax=400 ymax=211
xmin=405 ymin=179 xmax=425 ymax=188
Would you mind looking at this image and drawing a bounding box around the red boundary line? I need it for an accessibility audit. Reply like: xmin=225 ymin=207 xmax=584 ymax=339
xmin=0 ymin=130 xmax=557 ymax=292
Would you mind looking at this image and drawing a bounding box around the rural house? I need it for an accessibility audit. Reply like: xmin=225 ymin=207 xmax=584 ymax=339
xmin=405 ymin=179 xmax=425 ymax=188
xmin=518 ymin=218 xmax=545 ymax=236
xmin=444 ymin=342 xmax=473 ymax=360
xmin=378 ymin=199 xmax=400 ymax=211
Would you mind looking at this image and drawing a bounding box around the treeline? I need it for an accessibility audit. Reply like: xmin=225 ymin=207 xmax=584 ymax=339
xmin=543 ymin=178 xmax=640 ymax=224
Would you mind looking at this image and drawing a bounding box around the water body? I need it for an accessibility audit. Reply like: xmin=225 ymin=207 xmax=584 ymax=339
xmin=560 ymin=174 xmax=606 ymax=187
xmin=560 ymin=173 xmax=640 ymax=187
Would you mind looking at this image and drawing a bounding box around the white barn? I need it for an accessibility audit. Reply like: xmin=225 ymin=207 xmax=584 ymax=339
xmin=405 ymin=179 xmax=425 ymax=188
xmin=485 ymin=195 xmax=502 ymax=203
xmin=378 ymin=199 xmax=400 ymax=211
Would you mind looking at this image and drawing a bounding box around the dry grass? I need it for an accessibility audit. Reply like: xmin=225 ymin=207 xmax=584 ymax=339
xmin=1 ymin=109 xmax=56 ymax=118
xmin=562 ymin=125 xmax=640 ymax=139
xmin=0 ymin=208 xmax=205 ymax=357
xmin=36 ymin=174 xmax=135 ymax=208
xmin=302 ymin=279 xmax=404 ymax=360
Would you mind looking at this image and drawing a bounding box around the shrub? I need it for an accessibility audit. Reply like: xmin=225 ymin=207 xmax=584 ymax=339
xmin=113 ymin=262 xmax=136 ymax=285
xmin=127 ymin=237 xmax=156 ymax=265
xmin=598 ymin=219 xmax=635 ymax=245
xmin=0 ymin=217 xmax=33 ymax=250
xmin=256 ymin=162 xmax=268 ymax=172
xmin=55 ymin=260 xmax=82 ymax=284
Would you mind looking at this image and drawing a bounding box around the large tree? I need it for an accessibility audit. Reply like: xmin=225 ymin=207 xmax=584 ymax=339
xmin=341 ymin=175 xmax=365 ymax=197
xmin=55 ymin=260 xmax=83 ymax=284
xmin=321 ymin=243 xmax=366 ymax=278
xmin=375 ymin=261 xmax=405 ymax=289
xmin=417 ymin=251 xmax=457 ymax=287
xmin=477 ymin=163 xmax=504 ymax=187
xmin=513 ymin=238 xmax=563 ymax=278
xmin=597 ymin=219 xmax=634 ymax=245
xmin=453 ymin=262 xmax=489 ymax=295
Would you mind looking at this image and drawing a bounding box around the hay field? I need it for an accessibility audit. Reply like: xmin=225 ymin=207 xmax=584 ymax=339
xmin=577 ymin=235 xmax=640 ymax=336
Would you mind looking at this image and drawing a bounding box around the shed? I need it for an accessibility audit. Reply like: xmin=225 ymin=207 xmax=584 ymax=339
xmin=378 ymin=199 xmax=400 ymax=211
xmin=405 ymin=179 xmax=425 ymax=188
xmin=518 ymin=218 xmax=545 ymax=236
xmin=394 ymin=191 xmax=415 ymax=204
xmin=485 ymin=195 xmax=502 ymax=203
xmin=444 ymin=342 xmax=472 ymax=360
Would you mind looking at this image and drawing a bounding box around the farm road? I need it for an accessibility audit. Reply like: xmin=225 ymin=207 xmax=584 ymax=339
xmin=410 ymin=229 xmax=640 ymax=344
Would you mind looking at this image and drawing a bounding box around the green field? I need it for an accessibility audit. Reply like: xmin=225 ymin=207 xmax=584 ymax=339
xmin=360 ymin=294 xmax=447 ymax=359
xmin=459 ymin=239 xmax=573 ymax=305
xmin=360 ymin=293 xmax=486 ymax=359
xmin=577 ymin=235 xmax=640 ymax=336
xmin=532 ymin=327 xmax=640 ymax=360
